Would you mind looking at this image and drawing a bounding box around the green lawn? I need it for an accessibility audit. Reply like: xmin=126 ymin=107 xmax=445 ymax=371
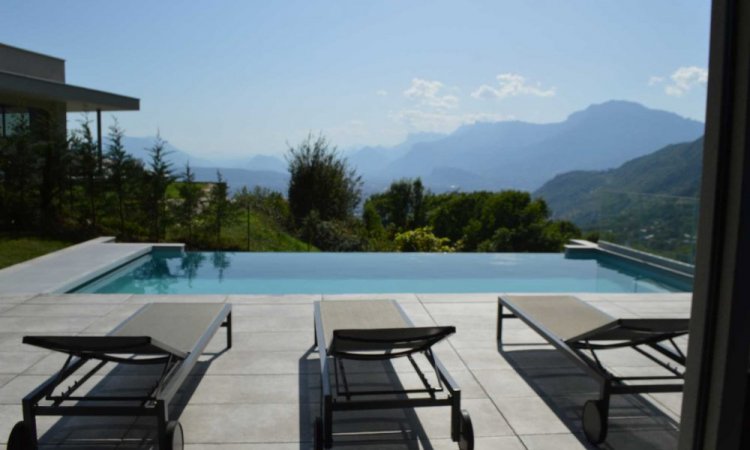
xmin=0 ymin=235 xmax=74 ymax=269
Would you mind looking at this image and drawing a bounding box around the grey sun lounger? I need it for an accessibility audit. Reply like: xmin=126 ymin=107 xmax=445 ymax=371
xmin=313 ymin=300 xmax=474 ymax=450
xmin=7 ymin=303 xmax=232 ymax=450
xmin=497 ymin=295 xmax=688 ymax=444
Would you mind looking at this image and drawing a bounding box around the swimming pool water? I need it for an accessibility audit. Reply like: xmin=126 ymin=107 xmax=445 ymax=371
xmin=72 ymin=251 xmax=692 ymax=295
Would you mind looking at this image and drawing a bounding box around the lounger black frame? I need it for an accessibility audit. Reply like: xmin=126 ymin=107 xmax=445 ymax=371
xmin=313 ymin=301 xmax=473 ymax=449
xmin=496 ymin=295 xmax=687 ymax=444
xmin=9 ymin=303 xmax=232 ymax=450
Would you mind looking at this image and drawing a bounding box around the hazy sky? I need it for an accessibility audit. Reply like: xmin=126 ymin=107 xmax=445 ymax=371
xmin=2 ymin=0 xmax=711 ymax=159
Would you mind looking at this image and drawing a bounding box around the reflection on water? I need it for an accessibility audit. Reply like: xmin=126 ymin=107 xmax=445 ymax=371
xmin=181 ymin=252 xmax=206 ymax=287
xmin=74 ymin=251 xmax=692 ymax=295
xmin=211 ymin=252 xmax=232 ymax=282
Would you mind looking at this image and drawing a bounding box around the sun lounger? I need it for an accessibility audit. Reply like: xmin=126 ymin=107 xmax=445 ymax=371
xmin=497 ymin=295 xmax=687 ymax=444
xmin=6 ymin=303 xmax=232 ymax=450
xmin=313 ymin=300 xmax=474 ymax=449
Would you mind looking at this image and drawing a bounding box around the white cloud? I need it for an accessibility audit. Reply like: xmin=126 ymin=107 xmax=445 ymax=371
xmin=471 ymin=73 xmax=555 ymax=100
xmin=376 ymin=89 xmax=388 ymax=97
xmin=649 ymin=66 xmax=708 ymax=96
xmin=403 ymin=78 xmax=459 ymax=109
xmin=391 ymin=109 xmax=512 ymax=134
xmin=648 ymin=76 xmax=665 ymax=86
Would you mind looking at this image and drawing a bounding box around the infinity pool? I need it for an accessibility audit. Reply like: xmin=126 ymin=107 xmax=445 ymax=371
xmin=71 ymin=251 xmax=692 ymax=295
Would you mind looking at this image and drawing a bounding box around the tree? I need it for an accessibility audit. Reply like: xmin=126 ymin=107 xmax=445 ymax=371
xmin=105 ymin=119 xmax=143 ymax=238
xmin=70 ymin=118 xmax=101 ymax=231
xmin=143 ymin=134 xmax=174 ymax=241
xmin=234 ymin=186 xmax=254 ymax=251
xmin=205 ymin=170 xmax=231 ymax=245
xmin=367 ymin=178 xmax=427 ymax=231
xmin=287 ymin=133 xmax=362 ymax=224
xmin=175 ymin=162 xmax=202 ymax=245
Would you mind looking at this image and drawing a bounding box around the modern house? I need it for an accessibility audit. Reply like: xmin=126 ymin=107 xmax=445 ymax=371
xmin=0 ymin=43 xmax=139 ymax=164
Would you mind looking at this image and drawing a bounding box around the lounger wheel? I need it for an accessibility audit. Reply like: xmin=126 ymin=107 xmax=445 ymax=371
xmin=458 ymin=410 xmax=474 ymax=450
xmin=164 ymin=420 xmax=184 ymax=450
xmin=583 ymin=400 xmax=608 ymax=444
xmin=7 ymin=421 xmax=35 ymax=450
xmin=313 ymin=417 xmax=324 ymax=450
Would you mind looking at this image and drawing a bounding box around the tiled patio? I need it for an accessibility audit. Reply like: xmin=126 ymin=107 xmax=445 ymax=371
xmin=0 ymin=291 xmax=690 ymax=449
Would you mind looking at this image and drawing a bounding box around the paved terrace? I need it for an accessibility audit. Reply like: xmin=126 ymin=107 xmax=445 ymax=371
xmin=0 ymin=291 xmax=690 ymax=449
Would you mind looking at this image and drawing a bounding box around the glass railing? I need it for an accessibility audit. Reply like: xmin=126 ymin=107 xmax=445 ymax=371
xmin=596 ymin=190 xmax=699 ymax=265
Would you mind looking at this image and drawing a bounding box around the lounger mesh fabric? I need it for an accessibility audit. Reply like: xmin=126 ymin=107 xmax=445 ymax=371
xmin=501 ymin=295 xmax=616 ymax=342
xmin=113 ymin=303 xmax=227 ymax=354
xmin=320 ymin=300 xmax=408 ymax=347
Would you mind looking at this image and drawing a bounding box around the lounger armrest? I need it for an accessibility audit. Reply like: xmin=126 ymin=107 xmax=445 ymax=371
xmin=331 ymin=326 xmax=455 ymax=359
xmin=23 ymin=335 xmax=188 ymax=359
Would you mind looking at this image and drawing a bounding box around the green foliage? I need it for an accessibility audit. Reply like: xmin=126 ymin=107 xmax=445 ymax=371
xmin=0 ymin=234 xmax=73 ymax=269
xmin=173 ymin=163 xmax=202 ymax=244
xmin=0 ymin=119 xmax=307 ymax=252
xmin=104 ymin=120 xmax=143 ymax=239
xmin=394 ymin=227 xmax=453 ymax=252
xmin=287 ymin=134 xmax=362 ymax=224
xmin=299 ymin=210 xmax=364 ymax=251
xmin=143 ymin=134 xmax=175 ymax=241
xmin=535 ymin=137 xmax=703 ymax=229
xmin=366 ymin=178 xmax=427 ymax=232
xmin=202 ymin=170 xmax=233 ymax=245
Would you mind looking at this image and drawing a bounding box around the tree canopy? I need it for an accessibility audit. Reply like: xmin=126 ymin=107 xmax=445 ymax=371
xmin=286 ymin=134 xmax=362 ymax=224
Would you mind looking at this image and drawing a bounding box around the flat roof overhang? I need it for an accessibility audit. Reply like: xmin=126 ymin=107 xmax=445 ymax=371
xmin=0 ymin=70 xmax=139 ymax=112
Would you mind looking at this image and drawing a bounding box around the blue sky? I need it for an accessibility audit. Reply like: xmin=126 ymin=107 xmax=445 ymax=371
xmin=1 ymin=0 xmax=711 ymax=159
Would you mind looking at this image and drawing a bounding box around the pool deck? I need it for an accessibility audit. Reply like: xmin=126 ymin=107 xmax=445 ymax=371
xmin=0 ymin=237 xmax=183 ymax=295
xmin=0 ymin=239 xmax=691 ymax=449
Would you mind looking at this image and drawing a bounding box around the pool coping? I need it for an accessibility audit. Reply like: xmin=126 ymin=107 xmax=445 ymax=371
xmin=0 ymin=237 xmax=184 ymax=295
xmin=565 ymin=239 xmax=695 ymax=280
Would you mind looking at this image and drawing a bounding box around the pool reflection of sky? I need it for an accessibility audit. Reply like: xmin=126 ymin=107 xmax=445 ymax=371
xmin=73 ymin=251 xmax=692 ymax=295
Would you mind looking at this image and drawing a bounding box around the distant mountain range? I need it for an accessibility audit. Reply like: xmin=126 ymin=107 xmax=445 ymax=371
xmin=116 ymin=100 xmax=704 ymax=195
xmin=357 ymin=100 xmax=704 ymax=191
xmin=534 ymin=137 xmax=704 ymax=228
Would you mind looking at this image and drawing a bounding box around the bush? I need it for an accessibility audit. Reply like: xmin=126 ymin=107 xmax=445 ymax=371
xmin=394 ymin=227 xmax=454 ymax=252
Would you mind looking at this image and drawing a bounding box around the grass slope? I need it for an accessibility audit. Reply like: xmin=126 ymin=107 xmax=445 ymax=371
xmin=0 ymin=235 xmax=74 ymax=269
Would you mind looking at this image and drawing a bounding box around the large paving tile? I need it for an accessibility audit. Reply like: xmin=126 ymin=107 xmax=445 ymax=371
xmin=180 ymin=374 xmax=315 ymax=405
xmin=417 ymin=293 xmax=499 ymax=303
xmin=80 ymin=303 xmax=158 ymax=333
xmin=0 ymin=404 xmax=22 ymax=445
xmin=0 ymin=315 xmax=97 ymax=333
xmin=0 ymin=351 xmax=49 ymax=375
xmin=4 ymin=302 xmax=119 ymax=317
xmin=25 ymin=293 xmax=133 ymax=304
xmin=0 ymin=333 xmax=56 ymax=352
xmin=128 ymin=294 xmax=228 ymax=304
xmin=520 ymin=433 xmax=593 ymax=449
xmin=205 ymin=330 xmax=314 ymax=353
xmin=323 ymin=293 xmax=420 ymax=303
xmin=167 ymin=402 xmax=314 ymax=444
xmin=228 ymin=293 xmax=321 ymax=304
xmin=229 ymin=304 xmax=314 ymax=331
xmin=0 ymin=374 xmax=14 ymax=389
xmin=198 ymin=350 xmax=319 ymax=375
xmin=0 ymin=375 xmax=51 ymax=404
xmin=0 ymin=294 xmax=36 ymax=305
xmin=491 ymin=395 xmax=572 ymax=435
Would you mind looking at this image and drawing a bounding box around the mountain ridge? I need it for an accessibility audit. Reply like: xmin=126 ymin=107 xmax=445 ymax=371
xmin=534 ymin=136 xmax=704 ymax=228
